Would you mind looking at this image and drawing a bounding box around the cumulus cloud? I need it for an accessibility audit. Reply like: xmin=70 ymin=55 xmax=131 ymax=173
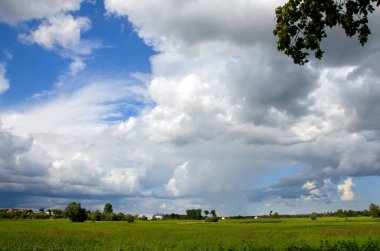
xmin=0 ymin=0 xmax=83 ymax=24
xmin=6 ymin=1 xmax=100 ymax=76
xmin=0 ymin=64 xmax=10 ymax=94
xmin=20 ymin=14 xmax=91 ymax=51
xmin=105 ymin=0 xmax=279 ymax=51
xmin=0 ymin=78 xmax=159 ymax=202
xmin=337 ymin=178 xmax=355 ymax=201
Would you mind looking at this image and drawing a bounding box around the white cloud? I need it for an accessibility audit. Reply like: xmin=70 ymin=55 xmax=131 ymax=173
xmin=302 ymin=181 xmax=316 ymax=190
xmin=165 ymin=162 xmax=189 ymax=197
xmin=69 ymin=58 xmax=86 ymax=75
xmin=0 ymin=64 xmax=10 ymax=94
xmin=104 ymin=0 xmax=281 ymax=52
xmin=337 ymin=178 xmax=355 ymax=201
xmin=20 ymin=14 xmax=91 ymax=50
xmin=0 ymin=0 xmax=83 ymax=24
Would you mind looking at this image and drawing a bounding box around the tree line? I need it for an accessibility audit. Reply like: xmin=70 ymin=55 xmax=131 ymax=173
xmin=0 ymin=202 xmax=219 ymax=223
xmin=1 ymin=202 xmax=379 ymax=222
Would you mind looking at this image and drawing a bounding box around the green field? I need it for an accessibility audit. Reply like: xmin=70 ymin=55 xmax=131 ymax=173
xmin=1 ymin=217 xmax=380 ymax=250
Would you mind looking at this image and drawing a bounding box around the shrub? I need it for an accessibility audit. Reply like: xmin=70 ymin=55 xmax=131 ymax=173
xmin=205 ymin=216 xmax=218 ymax=222
xmin=140 ymin=215 xmax=148 ymax=221
xmin=125 ymin=214 xmax=135 ymax=223
xmin=64 ymin=202 xmax=87 ymax=222
xmin=310 ymin=212 xmax=317 ymax=220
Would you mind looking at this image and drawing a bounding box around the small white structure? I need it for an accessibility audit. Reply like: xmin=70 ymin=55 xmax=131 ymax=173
xmin=153 ymin=214 xmax=163 ymax=220
xmin=138 ymin=214 xmax=153 ymax=220
xmin=138 ymin=214 xmax=164 ymax=220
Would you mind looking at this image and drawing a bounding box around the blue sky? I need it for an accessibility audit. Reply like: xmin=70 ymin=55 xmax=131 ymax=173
xmin=0 ymin=0 xmax=380 ymax=216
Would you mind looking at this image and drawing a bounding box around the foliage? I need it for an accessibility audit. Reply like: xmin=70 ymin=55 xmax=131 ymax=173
xmin=89 ymin=210 xmax=102 ymax=221
xmin=64 ymin=202 xmax=87 ymax=222
xmin=104 ymin=212 xmax=116 ymax=221
xmin=186 ymin=208 xmax=203 ymax=220
xmin=369 ymin=203 xmax=380 ymax=217
xmin=210 ymin=209 xmax=217 ymax=217
xmin=204 ymin=210 xmax=209 ymax=217
xmin=125 ymin=214 xmax=135 ymax=223
xmin=205 ymin=216 xmax=219 ymax=222
xmin=273 ymin=0 xmax=380 ymax=65
xmin=139 ymin=215 xmax=148 ymax=221
xmin=103 ymin=203 xmax=113 ymax=214
xmin=310 ymin=212 xmax=318 ymax=220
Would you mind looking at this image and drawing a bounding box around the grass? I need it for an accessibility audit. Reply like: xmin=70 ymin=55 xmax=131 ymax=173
xmin=0 ymin=217 xmax=379 ymax=250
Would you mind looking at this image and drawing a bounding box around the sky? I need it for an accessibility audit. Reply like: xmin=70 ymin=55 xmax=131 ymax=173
xmin=0 ymin=0 xmax=380 ymax=216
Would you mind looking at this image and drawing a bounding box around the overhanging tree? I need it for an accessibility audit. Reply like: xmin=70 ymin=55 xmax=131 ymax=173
xmin=273 ymin=0 xmax=379 ymax=65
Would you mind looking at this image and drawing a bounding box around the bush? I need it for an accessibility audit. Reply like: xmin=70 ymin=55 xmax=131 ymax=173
xmin=205 ymin=216 xmax=218 ymax=222
xmin=125 ymin=214 xmax=135 ymax=223
xmin=140 ymin=215 xmax=148 ymax=221
xmin=310 ymin=212 xmax=318 ymax=220
xmin=32 ymin=213 xmax=50 ymax=220
xmin=64 ymin=202 xmax=87 ymax=222
xmin=104 ymin=213 xmax=116 ymax=221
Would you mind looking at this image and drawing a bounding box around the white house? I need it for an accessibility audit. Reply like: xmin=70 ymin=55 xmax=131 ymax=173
xmin=138 ymin=214 xmax=164 ymax=220
xmin=153 ymin=214 xmax=163 ymax=220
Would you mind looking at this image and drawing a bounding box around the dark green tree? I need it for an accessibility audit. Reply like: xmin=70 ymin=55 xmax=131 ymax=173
xmin=186 ymin=209 xmax=203 ymax=219
xmin=89 ymin=210 xmax=102 ymax=221
xmin=64 ymin=202 xmax=87 ymax=222
xmin=369 ymin=203 xmax=380 ymax=217
xmin=310 ymin=212 xmax=318 ymax=220
xmin=204 ymin=210 xmax=209 ymax=217
xmin=103 ymin=203 xmax=113 ymax=214
xmin=210 ymin=210 xmax=216 ymax=217
xmin=274 ymin=0 xmax=379 ymax=65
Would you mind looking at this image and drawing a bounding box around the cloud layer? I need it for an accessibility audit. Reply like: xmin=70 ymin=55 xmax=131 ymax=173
xmin=0 ymin=0 xmax=83 ymax=24
xmin=0 ymin=0 xmax=380 ymax=214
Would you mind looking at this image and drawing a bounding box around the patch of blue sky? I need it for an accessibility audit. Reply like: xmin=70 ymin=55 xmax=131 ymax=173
xmin=0 ymin=22 xmax=65 ymax=108
xmin=253 ymin=162 xmax=311 ymax=188
xmin=351 ymin=176 xmax=380 ymax=206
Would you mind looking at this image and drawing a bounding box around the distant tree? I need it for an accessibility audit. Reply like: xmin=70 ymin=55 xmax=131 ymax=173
xmin=310 ymin=212 xmax=318 ymax=220
xmin=104 ymin=213 xmax=116 ymax=221
xmin=186 ymin=209 xmax=203 ymax=220
xmin=273 ymin=212 xmax=279 ymax=218
xmin=269 ymin=210 xmax=273 ymax=217
xmin=204 ymin=210 xmax=209 ymax=217
xmin=39 ymin=208 xmax=45 ymax=213
xmin=273 ymin=0 xmax=379 ymax=65
xmin=336 ymin=209 xmax=345 ymax=217
xmin=140 ymin=215 xmax=148 ymax=221
xmin=64 ymin=202 xmax=87 ymax=222
xmin=362 ymin=209 xmax=370 ymax=217
xmin=89 ymin=210 xmax=102 ymax=221
xmin=210 ymin=210 xmax=217 ymax=217
xmin=125 ymin=214 xmax=135 ymax=223
xmin=103 ymin=203 xmax=113 ymax=214
xmin=369 ymin=203 xmax=380 ymax=217
xmin=205 ymin=216 xmax=218 ymax=222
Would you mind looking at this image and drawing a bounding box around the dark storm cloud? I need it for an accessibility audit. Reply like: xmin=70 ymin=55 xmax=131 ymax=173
xmin=222 ymin=47 xmax=319 ymax=127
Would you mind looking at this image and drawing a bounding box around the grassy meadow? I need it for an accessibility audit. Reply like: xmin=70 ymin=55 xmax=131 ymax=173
xmin=1 ymin=217 xmax=380 ymax=250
